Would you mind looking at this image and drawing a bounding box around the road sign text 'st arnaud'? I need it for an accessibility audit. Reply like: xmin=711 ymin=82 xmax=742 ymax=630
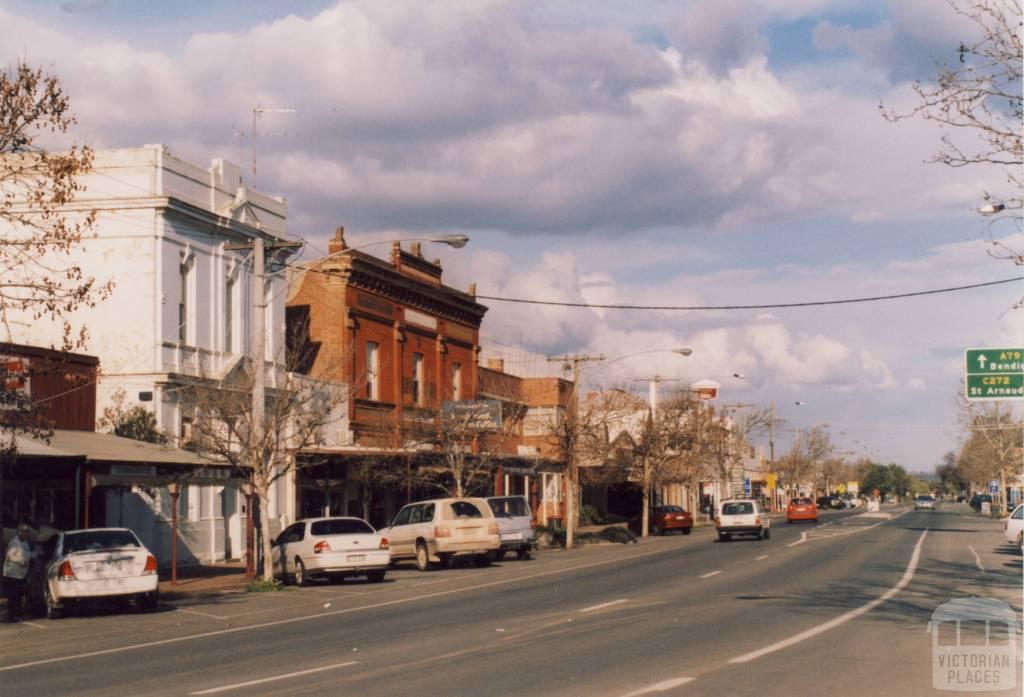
xmin=965 ymin=348 xmax=1023 ymax=401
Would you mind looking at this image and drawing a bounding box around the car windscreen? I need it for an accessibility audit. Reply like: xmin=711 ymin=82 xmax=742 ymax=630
xmin=489 ymin=497 xmax=529 ymax=517
xmin=63 ymin=530 xmax=140 ymax=554
xmin=446 ymin=501 xmax=484 ymax=519
xmin=722 ymin=502 xmax=754 ymax=515
xmin=311 ymin=519 xmax=375 ymax=535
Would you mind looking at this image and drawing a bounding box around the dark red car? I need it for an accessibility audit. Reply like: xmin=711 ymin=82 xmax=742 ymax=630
xmin=647 ymin=505 xmax=694 ymax=536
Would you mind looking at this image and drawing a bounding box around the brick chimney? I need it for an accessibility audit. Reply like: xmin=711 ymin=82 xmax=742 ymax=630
xmin=487 ymin=358 xmax=505 ymax=372
xmin=327 ymin=226 xmax=347 ymax=254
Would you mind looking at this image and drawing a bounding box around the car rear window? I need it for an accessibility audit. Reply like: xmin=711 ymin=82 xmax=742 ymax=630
xmin=489 ymin=497 xmax=529 ymax=517
xmin=722 ymin=502 xmax=754 ymax=515
xmin=64 ymin=530 xmax=140 ymax=554
xmin=656 ymin=505 xmax=684 ymax=513
xmin=446 ymin=501 xmax=484 ymax=519
xmin=790 ymin=498 xmax=813 ymax=505
xmin=311 ymin=519 xmax=375 ymax=535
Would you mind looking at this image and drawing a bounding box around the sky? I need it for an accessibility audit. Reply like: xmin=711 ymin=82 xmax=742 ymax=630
xmin=2 ymin=0 xmax=1021 ymax=472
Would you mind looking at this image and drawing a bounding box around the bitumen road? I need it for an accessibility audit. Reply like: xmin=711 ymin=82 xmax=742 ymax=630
xmin=1 ymin=504 xmax=1020 ymax=697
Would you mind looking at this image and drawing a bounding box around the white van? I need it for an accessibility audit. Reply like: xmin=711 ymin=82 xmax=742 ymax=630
xmin=384 ymin=498 xmax=500 ymax=571
xmin=486 ymin=495 xmax=535 ymax=560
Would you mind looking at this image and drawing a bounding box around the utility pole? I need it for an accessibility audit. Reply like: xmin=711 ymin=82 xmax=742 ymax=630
xmin=234 ymin=105 xmax=298 ymax=184
xmin=225 ymin=235 xmax=301 ymax=575
xmin=547 ymin=353 xmax=605 ymax=549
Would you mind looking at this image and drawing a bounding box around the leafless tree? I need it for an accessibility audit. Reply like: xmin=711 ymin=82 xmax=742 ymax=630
xmin=777 ymin=425 xmax=834 ymax=497
xmin=1 ymin=61 xmax=113 ymax=350
xmin=957 ymin=400 xmax=1023 ymax=509
xmin=882 ymin=0 xmax=1023 ymax=271
xmin=178 ymin=358 xmax=349 ymax=582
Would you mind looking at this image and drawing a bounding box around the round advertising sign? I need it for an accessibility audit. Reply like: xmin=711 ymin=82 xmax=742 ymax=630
xmin=690 ymin=379 xmax=720 ymax=401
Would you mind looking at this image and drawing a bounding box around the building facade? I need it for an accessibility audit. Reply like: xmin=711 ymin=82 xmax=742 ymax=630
xmin=1 ymin=145 xmax=298 ymax=563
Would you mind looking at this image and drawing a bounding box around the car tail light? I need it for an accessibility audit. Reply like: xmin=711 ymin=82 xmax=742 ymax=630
xmin=434 ymin=525 xmax=451 ymax=538
xmin=714 ymin=516 xmax=721 ymax=527
xmin=58 ymin=560 xmax=75 ymax=581
xmin=755 ymin=516 xmax=762 ymax=525
xmin=487 ymin=521 xmax=499 ymax=535
xmin=313 ymin=540 xmax=331 ymax=554
xmin=143 ymin=555 xmax=158 ymax=575
xmin=379 ymin=537 xmax=390 ymax=550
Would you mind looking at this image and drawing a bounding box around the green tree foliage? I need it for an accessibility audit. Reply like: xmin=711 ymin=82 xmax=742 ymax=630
xmin=860 ymin=463 xmax=913 ymax=499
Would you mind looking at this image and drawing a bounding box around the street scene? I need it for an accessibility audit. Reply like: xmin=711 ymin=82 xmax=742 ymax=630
xmin=1 ymin=1 xmax=1022 ymax=696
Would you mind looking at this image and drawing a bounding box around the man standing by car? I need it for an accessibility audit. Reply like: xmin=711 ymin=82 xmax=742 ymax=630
xmin=4 ymin=523 xmax=32 ymax=622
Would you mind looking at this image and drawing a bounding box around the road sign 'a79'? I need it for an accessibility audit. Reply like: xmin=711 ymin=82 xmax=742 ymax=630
xmin=965 ymin=348 xmax=1023 ymax=401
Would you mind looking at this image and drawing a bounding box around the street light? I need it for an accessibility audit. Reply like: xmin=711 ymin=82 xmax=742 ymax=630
xmin=979 ymin=203 xmax=1006 ymax=215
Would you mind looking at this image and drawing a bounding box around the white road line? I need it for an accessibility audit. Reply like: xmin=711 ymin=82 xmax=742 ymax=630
xmin=189 ymin=660 xmax=359 ymax=695
xmin=729 ymin=528 xmax=929 ymax=664
xmin=755 ymin=555 xmax=769 ymax=560
xmin=699 ymin=570 xmax=722 ymax=579
xmin=619 ymin=677 xmax=695 ymax=696
xmin=20 ymin=621 xmax=46 ymax=629
xmin=0 ymin=543 xmax=685 ymax=673
xmin=968 ymin=545 xmax=985 ymax=573
xmin=580 ymin=598 xmax=629 ymax=613
xmin=786 ymin=532 xmax=808 ymax=547
xmin=177 ymin=608 xmax=230 ymax=620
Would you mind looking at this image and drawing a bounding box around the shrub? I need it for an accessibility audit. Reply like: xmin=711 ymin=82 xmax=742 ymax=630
xmin=246 ymin=578 xmax=288 ymax=593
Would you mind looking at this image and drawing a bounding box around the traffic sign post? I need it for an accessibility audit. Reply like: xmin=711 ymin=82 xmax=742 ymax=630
xmin=965 ymin=348 xmax=1023 ymax=401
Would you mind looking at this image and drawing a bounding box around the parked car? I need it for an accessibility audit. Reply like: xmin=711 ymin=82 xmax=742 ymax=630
xmin=384 ymin=498 xmax=500 ymax=571
xmin=272 ymin=517 xmax=390 ymax=586
xmin=631 ymin=505 xmax=694 ymax=536
xmin=816 ymin=496 xmax=832 ymax=510
xmin=786 ymin=497 xmax=818 ymax=524
xmin=1004 ymin=504 xmax=1023 ymax=548
xmin=969 ymin=494 xmax=992 ymax=511
xmin=914 ymin=495 xmax=936 ymax=510
xmin=716 ymin=499 xmax=770 ymax=541
xmin=486 ymin=495 xmax=535 ymax=560
xmin=41 ymin=527 xmax=159 ymax=619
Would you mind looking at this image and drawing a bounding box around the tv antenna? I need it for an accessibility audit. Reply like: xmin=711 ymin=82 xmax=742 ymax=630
xmin=234 ymin=104 xmax=298 ymax=184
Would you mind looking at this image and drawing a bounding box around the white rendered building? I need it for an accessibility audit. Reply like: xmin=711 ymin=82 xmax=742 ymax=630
xmin=2 ymin=144 xmax=300 ymax=565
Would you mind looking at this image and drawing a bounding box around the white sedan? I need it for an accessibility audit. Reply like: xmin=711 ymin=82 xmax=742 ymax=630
xmin=1004 ymin=504 xmax=1023 ymax=548
xmin=44 ymin=527 xmax=159 ymax=619
xmin=272 ymin=517 xmax=390 ymax=585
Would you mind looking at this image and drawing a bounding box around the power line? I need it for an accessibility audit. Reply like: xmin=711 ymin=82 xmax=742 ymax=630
xmin=474 ymin=276 xmax=1021 ymax=311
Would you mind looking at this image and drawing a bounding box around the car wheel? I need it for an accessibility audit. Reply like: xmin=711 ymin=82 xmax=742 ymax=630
xmin=436 ymin=553 xmax=452 ymax=569
xmin=45 ymin=587 xmax=62 ymax=620
xmin=762 ymin=528 xmax=770 ymax=540
xmin=516 ymin=546 xmax=532 ymax=560
xmin=141 ymin=589 xmax=159 ymax=613
xmin=415 ymin=543 xmax=432 ymax=572
xmin=474 ymin=554 xmax=491 ymax=568
xmin=367 ymin=570 xmax=386 ymax=583
xmin=718 ymin=532 xmax=731 ymax=542
xmin=493 ymin=549 xmax=506 ymax=562
xmin=294 ymin=558 xmax=310 ymax=587
xmin=682 ymin=528 xmax=692 ymax=536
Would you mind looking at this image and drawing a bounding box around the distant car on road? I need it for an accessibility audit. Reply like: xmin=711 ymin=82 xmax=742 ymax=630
xmin=631 ymin=505 xmax=694 ymax=536
xmin=914 ymin=495 xmax=936 ymax=510
xmin=272 ymin=517 xmax=390 ymax=586
xmin=716 ymin=499 xmax=770 ymax=541
xmin=384 ymin=498 xmax=500 ymax=571
xmin=42 ymin=527 xmax=159 ymax=619
xmin=1004 ymin=504 xmax=1023 ymax=548
xmin=786 ymin=497 xmax=818 ymax=524
xmin=816 ymin=496 xmax=832 ymax=510
xmin=486 ymin=495 xmax=535 ymax=560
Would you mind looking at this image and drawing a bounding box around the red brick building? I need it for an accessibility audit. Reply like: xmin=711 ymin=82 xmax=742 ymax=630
xmin=286 ymin=228 xmax=568 ymax=526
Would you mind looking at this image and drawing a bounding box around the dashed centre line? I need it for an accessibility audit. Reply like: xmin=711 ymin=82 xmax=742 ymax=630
xmin=619 ymin=677 xmax=695 ymax=696
xmin=580 ymin=598 xmax=629 ymax=613
xmin=699 ymin=570 xmax=722 ymax=579
xmin=968 ymin=545 xmax=985 ymax=573
xmin=755 ymin=555 xmax=769 ymax=560
xmin=189 ymin=660 xmax=360 ymax=695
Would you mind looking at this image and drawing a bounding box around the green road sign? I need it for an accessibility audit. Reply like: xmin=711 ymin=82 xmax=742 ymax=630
xmin=965 ymin=348 xmax=1023 ymax=400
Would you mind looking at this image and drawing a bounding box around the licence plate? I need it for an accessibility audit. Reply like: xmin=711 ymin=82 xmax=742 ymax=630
xmin=347 ymin=554 xmax=365 ymax=562
xmin=102 ymin=560 xmax=122 ymax=571
xmin=505 ymin=533 xmax=522 ymax=541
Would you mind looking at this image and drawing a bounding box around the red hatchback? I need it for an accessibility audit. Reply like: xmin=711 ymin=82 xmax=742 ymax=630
xmin=787 ymin=498 xmax=818 ymax=524
xmin=648 ymin=505 xmax=694 ymax=536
